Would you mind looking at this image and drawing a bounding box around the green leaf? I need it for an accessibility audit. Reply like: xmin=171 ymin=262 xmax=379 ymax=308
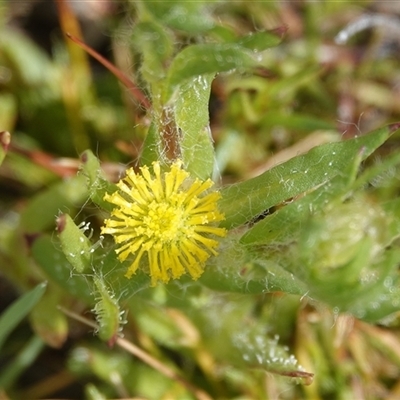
xmin=200 ymin=238 xmax=307 ymax=295
xmin=208 ymin=25 xmax=238 ymax=43
xmin=93 ymin=277 xmax=124 ymax=343
xmin=68 ymin=345 xmax=131 ymax=386
xmin=174 ymin=74 xmax=215 ymax=179
xmin=143 ymin=0 xmax=216 ymax=33
xmin=0 ymin=27 xmax=54 ymax=86
xmin=165 ymin=44 xmax=254 ymax=102
xmin=196 ymin=293 xmax=313 ymax=385
xmin=232 ymin=326 xmax=313 ymax=384
xmin=31 ymin=235 xmax=93 ymax=303
xmin=131 ymin=20 xmax=174 ymax=84
xmin=0 ymin=151 xmax=56 ymax=190
xmin=201 ymin=257 xmax=307 ymax=296
xmin=141 ymin=75 xmax=215 ymax=178
xmin=127 ymin=297 xmax=185 ymax=349
xmin=85 ymin=385 xmax=108 ymax=400
xmin=235 ymin=28 xmax=287 ymax=51
xmin=267 ymin=65 xmax=322 ymax=102
xmin=220 ymin=123 xmax=397 ymax=230
xmin=0 ymin=282 xmax=47 ymax=351
xmin=140 ymin=121 xmax=163 ymax=167
xmin=310 ymin=247 xmax=400 ymax=322
xmin=80 ymin=150 xmax=118 ymax=212
xmin=30 ymin=287 xmax=69 ymax=348
xmin=164 ymin=30 xmax=285 ymax=102
xmin=241 ymin=201 xmax=309 ymax=248
xmin=56 ymin=214 xmax=93 ymax=273
xmin=355 ymin=279 xmax=400 ymax=323
xmin=20 ymin=174 xmax=88 ymax=233
xmin=240 ymin=142 xmax=400 ymax=248
xmin=270 ymin=196 xmax=400 ymax=321
xmin=239 ymin=168 xmax=353 ymax=247
xmin=354 ymin=149 xmax=400 ymax=192
xmin=382 ymin=197 xmax=400 ymax=241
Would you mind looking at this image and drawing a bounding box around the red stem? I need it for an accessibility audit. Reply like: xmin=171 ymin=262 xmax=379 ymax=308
xmin=66 ymin=33 xmax=151 ymax=110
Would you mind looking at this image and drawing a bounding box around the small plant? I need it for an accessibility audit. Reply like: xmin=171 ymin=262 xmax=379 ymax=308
xmin=1 ymin=1 xmax=400 ymax=399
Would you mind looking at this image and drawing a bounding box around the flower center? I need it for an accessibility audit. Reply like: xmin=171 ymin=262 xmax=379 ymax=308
xmin=143 ymin=200 xmax=188 ymax=246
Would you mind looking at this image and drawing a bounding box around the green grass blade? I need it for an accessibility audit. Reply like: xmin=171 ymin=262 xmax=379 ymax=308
xmin=0 ymin=335 xmax=44 ymax=389
xmin=0 ymin=282 xmax=47 ymax=351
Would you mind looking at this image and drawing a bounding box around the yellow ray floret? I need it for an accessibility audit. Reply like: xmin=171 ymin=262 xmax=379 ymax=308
xmin=101 ymin=160 xmax=227 ymax=286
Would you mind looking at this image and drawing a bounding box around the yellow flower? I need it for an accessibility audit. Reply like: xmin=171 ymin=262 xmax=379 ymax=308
xmin=101 ymin=160 xmax=226 ymax=286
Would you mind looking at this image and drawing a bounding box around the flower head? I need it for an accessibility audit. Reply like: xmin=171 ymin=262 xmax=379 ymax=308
xmin=101 ymin=160 xmax=226 ymax=286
